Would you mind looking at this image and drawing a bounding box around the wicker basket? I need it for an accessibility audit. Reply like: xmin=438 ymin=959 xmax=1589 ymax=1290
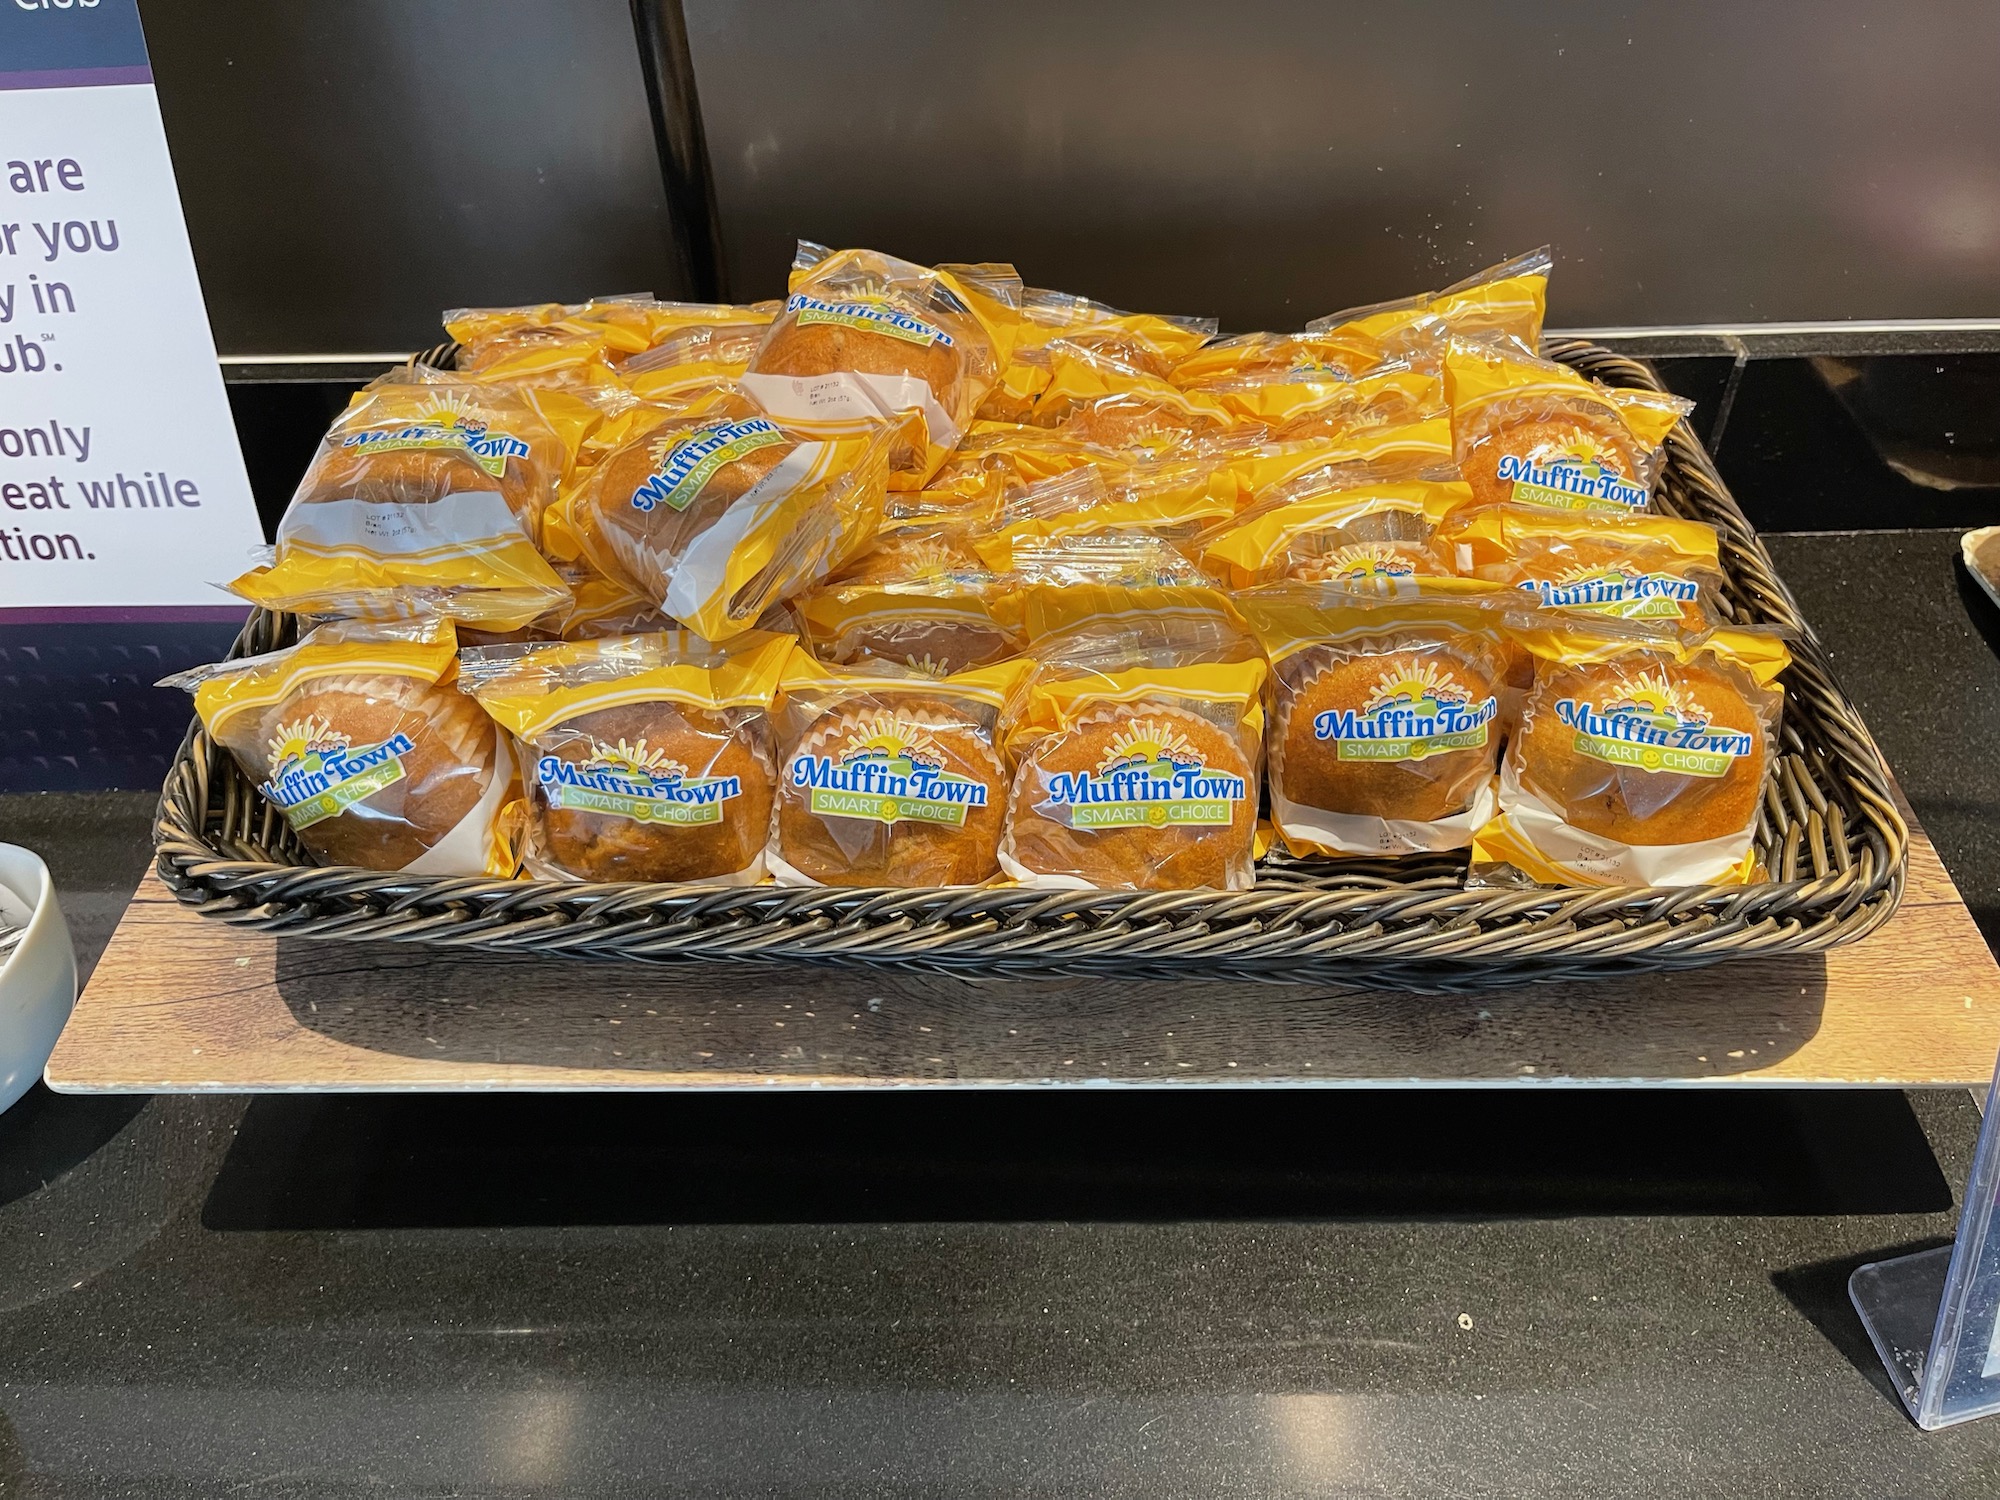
xmin=153 ymin=340 xmax=1908 ymax=989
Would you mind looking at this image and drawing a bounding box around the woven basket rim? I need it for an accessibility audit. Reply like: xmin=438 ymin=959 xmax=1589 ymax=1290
xmin=151 ymin=339 xmax=1909 ymax=988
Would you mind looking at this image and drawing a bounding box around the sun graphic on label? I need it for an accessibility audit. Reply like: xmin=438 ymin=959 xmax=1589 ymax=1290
xmin=646 ymin=430 xmax=697 ymax=470
xmin=882 ymin=538 xmax=966 ymax=579
xmin=1521 ymin=430 xmax=1612 ymax=470
xmin=1604 ymin=670 xmax=1707 ymax=733
xmin=1556 ymin=561 xmax=1638 ymax=587
xmin=1302 ymin=542 xmax=1419 ymax=583
xmin=266 ymin=714 xmax=347 ymax=774
xmin=1364 ymin=660 xmax=1469 ymax=718
xmin=584 ymin=737 xmax=688 ymax=784
xmin=416 ymin=390 xmax=489 ymax=436
xmin=837 ymin=712 xmax=944 ymax=777
xmin=1097 ymin=719 xmax=1202 ymax=778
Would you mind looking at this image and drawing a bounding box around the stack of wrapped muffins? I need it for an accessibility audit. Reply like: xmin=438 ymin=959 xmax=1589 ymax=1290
xmin=169 ymin=243 xmax=1789 ymax=895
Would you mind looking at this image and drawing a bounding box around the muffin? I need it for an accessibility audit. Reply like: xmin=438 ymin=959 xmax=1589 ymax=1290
xmin=1516 ymin=656 xmax=1767 ymax=845
xmin=750 ymin=289 xmax=979 ymax=480
xmin=226 ymin=672 xmax=500 ymax=871
xmin=1052 ymin=390 xmax=1235 ymax=452
xmin=1284 ymin=539 xmax=1446 ymax=588
xmin=1274 ymin=647 xmax=1501 ymax=824
xmin=1455 ymin=398 xmax=1647 ymax=514
xmin=831 ymin=528 xmax=987 ymax=585
xmin=800 ymin=596 xmax=1020 ymax=677
xmin=573 ymin=413 xmax=798 ymax=602
xmin=755 ymin=300 xmax=965 ymax=400
xmin=777 ymin=698 xmax=1008 ymax=886
xmin=528 ymin=700 xmax=775 ymax=883
xmin=1004 ymin=702 xmax=1256 ymax=890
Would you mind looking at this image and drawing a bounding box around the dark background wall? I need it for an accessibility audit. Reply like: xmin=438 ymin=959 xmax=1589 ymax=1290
xmin=686 ymin=0 xmax=2000 ymax=331
xmin=144 ymin=0 xmax=684 ymax=354
xmin=138 ymin=0 xmax=2000 ymax=350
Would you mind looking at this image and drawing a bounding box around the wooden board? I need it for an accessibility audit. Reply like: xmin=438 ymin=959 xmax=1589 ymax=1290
xmin=43 ymin=813 xmax=2000 ymax=1091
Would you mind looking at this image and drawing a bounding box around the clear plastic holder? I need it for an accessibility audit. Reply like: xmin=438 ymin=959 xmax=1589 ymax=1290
xmin=1851 ymin=1049 xmax=2000 ymax=1428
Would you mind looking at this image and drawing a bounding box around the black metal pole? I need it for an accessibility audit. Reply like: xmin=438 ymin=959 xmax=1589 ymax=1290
xmin=629 ymin=0 xmax=728 ymax=302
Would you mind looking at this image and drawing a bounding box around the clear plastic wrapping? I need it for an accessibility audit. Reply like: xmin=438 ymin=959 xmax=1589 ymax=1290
xmin=1445 ymin=339 xmax=1692 ymax=516
xmin=769 ymin=655 xmax=1031 ymax=887
xmin=165 ymin=619 xmax=511 ymax=875
xmin=458 ymin=631 xmax=792 ymax=884
xmin=545 ymin=402 xmax=893 ymax=642
xmin=1242 ymin=591 xmax=1516 ymax=856
xmin=743 ymin=242 xmax=1022 ymax=487
xmin=1472 ymin=625 xmax=1791 ymax=887
xmin=1000 ymin=599 xmax=1266 ymax=891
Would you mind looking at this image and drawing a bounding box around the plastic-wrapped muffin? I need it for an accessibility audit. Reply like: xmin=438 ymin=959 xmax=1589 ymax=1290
xmin=797 ymin=531 xmax=1023 ymax=676
xmin=1033 ymin=343 xmax=1240 ymax=454
xmin=1470 ymin=626 xmax=1792 ymax=888
xmin=545 ymin=403 xmax=892 ymax=643
xmin=227 ymin=373 xmax=573 ymax=629
xmin=1241 ymin=590 xmax=1512 ymax=857
xmin=974 ymin=459 xmax=1236 ymax=574
xmin=523 ymin=698 xmax=775 ymax=883
xmin=1515 ymin=656 xmax=1767 ymax=847
xmin=1445 ymin=340 xmax=1690 ymax=516
xmin=459 ymin=631 xmax=793 ymax=885
xmin=998 ymin=599 xmax=1266 ymax=892
xmin=977 ymin=286 xmax=1214 ymax=423
xmin=1178 ymin=358 xmax=1444 ymax=445
xmin=170 ymin=620 xmax=511 ymax=875
xmin=619 ymin=313 xmax=775 ymax=404
xmin=832 ymin=526 xmax=988 ymax=585
xmin=1003 ymin=700 xmax=1259 ymax=891
xmin=795 ymin=591 xmax=1021 ymax=676
xmin=770 ymin=658 xmax=1029 ymax=887
xmin=1196 ymin=476 xmax=1471 ymax=589
xmin=742 ymin=242 xmax=1020 ymax=487
xmin=1285 ymin=540 xmax=1452 ymax=589
xmin=1441 ymin=505 xmax=1725 ymax=633
xmin=1275 ymin=645 xmax=1502 ymax=824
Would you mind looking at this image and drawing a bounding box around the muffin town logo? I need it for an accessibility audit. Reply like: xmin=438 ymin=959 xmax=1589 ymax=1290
xmin=1042 ymin=719 xmax=1246 ymax=829
xmin=1521 ymin=561 xmax=1699 ymax=619
xmin=538 ymin=738 xmax=742 ymax=825
xmin=630 ymin=419 xmax=787 ymax=513
xmin=1315 ymin=660 xmax=1499 ymax=763
xmin=789 ymin=713 xmax=989 ymax=827
xmin=1555 ymin=669 xmax=1752 ymax=778
xmin=1497 ymin=437 xmax=1646 ymax=513
xmin=786 ymin=293 xmax=953 ymax=348
xmin=340 ymin=393 xmax=531 ymax=478
xmin=263 ymin=715 xmax=414 ymax=829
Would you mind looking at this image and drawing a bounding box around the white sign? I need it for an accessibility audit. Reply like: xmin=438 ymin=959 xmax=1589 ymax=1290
xmin=0 ymin=0 xmax=261 ymax=614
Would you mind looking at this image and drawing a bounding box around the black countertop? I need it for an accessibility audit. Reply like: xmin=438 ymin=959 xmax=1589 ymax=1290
xmin=3 ymin=528 xmax=2000 ymax=1496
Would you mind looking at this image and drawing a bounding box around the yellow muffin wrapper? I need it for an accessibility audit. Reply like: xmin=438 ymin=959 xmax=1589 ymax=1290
xmin=459 ymin=630 xmax=794 ymax=740
xmin=233 ymin=377 xmax=576 ymax=630
xmin=460 ymin=631 xmax=792 ymax=884
xmin=1469 ymin=626 xmax=1790 ymax=889
xmin=1199 ymin=479 xmax=1473 ymax=588
xmin=545 ymin=411 xmax=895 ymax=643
xmin=171 ymin=619 xmax=514 ymax=877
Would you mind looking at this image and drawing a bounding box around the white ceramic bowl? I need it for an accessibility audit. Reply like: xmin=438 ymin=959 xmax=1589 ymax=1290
xmin=0 ymin=843 xmax=78 ymax=1115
